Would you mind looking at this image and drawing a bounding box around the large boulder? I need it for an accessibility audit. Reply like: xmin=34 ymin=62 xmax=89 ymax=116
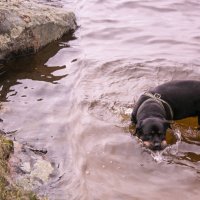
xmin=0 ymin=0 xmax=77 ymax=61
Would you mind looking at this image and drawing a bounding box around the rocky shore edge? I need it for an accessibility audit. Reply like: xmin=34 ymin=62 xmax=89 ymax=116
xmin=0 ymin=0 xmax=77 ymax=62
xmin=0 ymin=134 xmax=42 ymax=199
xmin=0 ymin=0 xmax=77 ymax=199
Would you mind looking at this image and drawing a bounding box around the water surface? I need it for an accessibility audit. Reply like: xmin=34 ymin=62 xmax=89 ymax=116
xmin=1 ymin=0 xmax=200 ymax=199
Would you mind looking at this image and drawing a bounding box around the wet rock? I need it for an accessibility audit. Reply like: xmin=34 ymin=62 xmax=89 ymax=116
xmin=31 ymin=159 xmax=54 ymax=182
xmin=17 ymin=159 xmax=54 ymax=191
xmin=0 ymin=0 xmax=77 ymax=62
xmin=0 ymin=135 xmax=39 ymax=199
xmin=9 ymin=141 xmax=55 ymax=191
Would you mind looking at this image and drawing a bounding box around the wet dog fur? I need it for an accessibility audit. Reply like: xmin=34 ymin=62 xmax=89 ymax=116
xmin=131 ymin=80 xmax=200 ymax=150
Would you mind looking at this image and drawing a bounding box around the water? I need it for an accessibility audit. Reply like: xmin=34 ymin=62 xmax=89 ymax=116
xmin=1 ymin=0 xmax=200 ymax=199
xmin=148 ymin=129 xmax=182 ymax=163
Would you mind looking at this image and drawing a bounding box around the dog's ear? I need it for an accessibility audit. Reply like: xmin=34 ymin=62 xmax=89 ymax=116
xmin=131 ymin=114 xmax=137 ymax=124
xmin=136 ymin=120 xmax=142 ymax=129
xmin=163 ymin=120 xmax=173 ymax=129
xmin=135 ymin=120 xmax=143 ymax=136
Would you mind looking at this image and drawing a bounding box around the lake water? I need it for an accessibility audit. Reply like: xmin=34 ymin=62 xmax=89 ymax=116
xmin=1 ymin=0 xmax=200 ymax=199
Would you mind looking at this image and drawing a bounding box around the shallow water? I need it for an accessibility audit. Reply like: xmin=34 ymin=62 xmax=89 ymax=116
xmin=1 ymin=0 xmax=200 ymax=199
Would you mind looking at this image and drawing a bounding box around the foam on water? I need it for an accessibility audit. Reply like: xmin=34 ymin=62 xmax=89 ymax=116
xmin=148 ymin=128 xmax=182 ymax=163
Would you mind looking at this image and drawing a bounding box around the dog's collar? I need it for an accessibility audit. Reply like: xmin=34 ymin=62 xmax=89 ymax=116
xmin=142 ymin=92 xmax=174 ymax=120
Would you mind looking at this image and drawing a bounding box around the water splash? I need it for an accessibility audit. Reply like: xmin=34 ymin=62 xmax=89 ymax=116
xmin=145 ymin=128 xmax=182 ymax=163
xmin=150 ymin=150 xmax=165 ymax=163
xmin=173 ymin=128 xmax=182 ymax=141
xmin=117 ymin=105 xmax=183 ymax=163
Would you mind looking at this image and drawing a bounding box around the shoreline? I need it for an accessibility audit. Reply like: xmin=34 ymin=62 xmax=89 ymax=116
xmin=0 ymin=0 xmax=77 ymax=199
xmin=0 ymin=133 xmax=41 ymax=199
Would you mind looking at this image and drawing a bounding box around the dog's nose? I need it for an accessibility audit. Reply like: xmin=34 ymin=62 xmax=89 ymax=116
xmin=153 ymin=142 xmax=161 ymax=150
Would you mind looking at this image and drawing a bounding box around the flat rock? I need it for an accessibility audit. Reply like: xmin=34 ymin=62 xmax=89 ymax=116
xmin=0 ymin=0 xmax=77 ymax=61
xmin=9 ymin=141 xmax=54 ymax=191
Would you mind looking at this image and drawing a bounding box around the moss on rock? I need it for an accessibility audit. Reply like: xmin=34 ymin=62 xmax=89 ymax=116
xmin=0 ymin=135 xmax=42 ymax=200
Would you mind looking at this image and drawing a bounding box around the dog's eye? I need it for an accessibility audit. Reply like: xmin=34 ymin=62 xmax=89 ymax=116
xmin=151 ymin=131 xmax=155 ymax=134
xmin=143 ymin=134 xmax=152 ymax=140
xmin=160 ymin=135 xmax=165 ymax=140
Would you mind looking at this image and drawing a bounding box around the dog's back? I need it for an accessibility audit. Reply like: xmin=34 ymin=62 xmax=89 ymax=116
xmin=150 ymin=80 xmax=200 ymax=120
xmin=131 ymin=80 xmax=200 ymax=150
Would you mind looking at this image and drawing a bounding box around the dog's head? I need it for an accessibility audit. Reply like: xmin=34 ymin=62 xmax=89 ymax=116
xmin=135 ymin=118 xmax=171 ymax=150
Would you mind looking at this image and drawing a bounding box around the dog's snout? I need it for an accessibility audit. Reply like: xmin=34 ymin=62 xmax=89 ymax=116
xmin=153 ymin=142 xmax=161 ymax=150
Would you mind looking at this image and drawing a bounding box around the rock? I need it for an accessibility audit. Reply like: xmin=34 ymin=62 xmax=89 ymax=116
xmin=9 ymin=141 xmax=55 ymax=191
xmin=31 ymin=159 xmax=54 ymax=182
xmin=0 ymin=0 xmax=77 ymax=62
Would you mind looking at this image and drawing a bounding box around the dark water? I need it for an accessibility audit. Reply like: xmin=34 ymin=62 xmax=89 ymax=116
xmin=1 ymin=0 xmax=200 ymax=199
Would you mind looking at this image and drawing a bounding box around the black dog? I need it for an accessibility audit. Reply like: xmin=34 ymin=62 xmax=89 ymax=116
xmin=131 ymin=80 xmax=200 ymax=150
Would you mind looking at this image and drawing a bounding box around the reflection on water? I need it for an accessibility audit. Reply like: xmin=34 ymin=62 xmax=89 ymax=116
xmin=0 ymin=34 xmax=76 ymax=102
xmin=1 ymin=0 xmax=200 ymax=199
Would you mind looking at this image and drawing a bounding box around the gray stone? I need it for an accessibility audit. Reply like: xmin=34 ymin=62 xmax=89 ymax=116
xmin=0 ymin=0 xmax=77 ymax=61
xmin=10 ymin=141 xmax=55 ymax=191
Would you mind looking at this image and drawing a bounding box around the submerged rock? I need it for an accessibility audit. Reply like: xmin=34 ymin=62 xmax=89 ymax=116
xmin=9 ymin=141 xmax=55 ymax=192
xmin=0 ymin=134 xmax=40 ymax=199
xmin=0 ymin=0 xmax=77 ymax=62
